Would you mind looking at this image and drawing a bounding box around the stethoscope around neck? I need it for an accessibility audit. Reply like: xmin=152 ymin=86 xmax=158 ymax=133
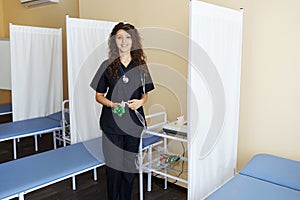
xmin=119 ymin=65 xmax=129 ymax=84
xmin=119 ymin=66 xmax=146 ymax=94
xmin=120 ymin=65 xmax=146 ymax=94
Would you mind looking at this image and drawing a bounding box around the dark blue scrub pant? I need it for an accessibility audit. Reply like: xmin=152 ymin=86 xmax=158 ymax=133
xmin=103 ymin=132 xmax=140 ymax=200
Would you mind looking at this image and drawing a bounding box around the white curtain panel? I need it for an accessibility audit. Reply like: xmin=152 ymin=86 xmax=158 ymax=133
xmin=10 ymin=24 xmax=62 ymax=121
xmin=188 ymin=1 xmax=243 ymax=199
xmin=66 ymin=16 xmax=115 ymax=143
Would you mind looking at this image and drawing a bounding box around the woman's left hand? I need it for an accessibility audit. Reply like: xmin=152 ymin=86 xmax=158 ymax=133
xmin=127 ymin=99 xmax=143 ymax=110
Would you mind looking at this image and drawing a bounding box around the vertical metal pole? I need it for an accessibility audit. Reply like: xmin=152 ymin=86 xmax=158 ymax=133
xmin=94 ymin=168 xmax=98 ymax=181
xmin=164 ymin=132 xmax=168 ymax=190
xmin=19 ymin=192 xmax=25 ymax=200
xmin=72 ymin=176 xmax=76 ymax=190
xmin=147 ymin=146 xmax=152 ymax=192
xmin=34 ymin=135 xmax=38 ymax=151
xmin=53 ymin=131 xmax=57 ymax=149
xmin=13 ymin=138 xmax=17 ymax=159
xmin=139 ymin=132 xmax=144 ymax=200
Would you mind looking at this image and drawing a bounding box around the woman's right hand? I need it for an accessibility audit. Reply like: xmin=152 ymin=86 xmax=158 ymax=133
xmin=96 ymin=92 xmax=120 ymax=108
xmin=111 ymin=102 xmax=119 ymax=109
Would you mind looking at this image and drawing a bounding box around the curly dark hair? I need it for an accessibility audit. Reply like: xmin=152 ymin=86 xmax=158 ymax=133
xmin=108 ymin=22 xmax=148 ymax=78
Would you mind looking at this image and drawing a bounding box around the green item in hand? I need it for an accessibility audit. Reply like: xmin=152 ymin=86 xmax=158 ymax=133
xmin=113 ymin=106 xmax=120 ymax=114
xmin=113 ymin=105 xmax=125 ymax=117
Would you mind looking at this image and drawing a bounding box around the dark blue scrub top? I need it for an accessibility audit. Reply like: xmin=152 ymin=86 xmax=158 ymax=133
xmin=90 ymin=59 xmax=154 ymax=137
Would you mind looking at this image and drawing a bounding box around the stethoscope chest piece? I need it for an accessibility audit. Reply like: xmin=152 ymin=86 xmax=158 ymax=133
xmin=122 ymin=75 xmax=129 ymax=84
xmin=120 ymin=65 xmax=129 ymax=84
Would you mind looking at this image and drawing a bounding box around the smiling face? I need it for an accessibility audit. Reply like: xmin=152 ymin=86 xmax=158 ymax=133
xmin=115 ymin=29 xmax=132 ymax=54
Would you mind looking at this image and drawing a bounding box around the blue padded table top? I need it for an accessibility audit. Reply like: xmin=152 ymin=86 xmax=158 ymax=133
xmin=206 ymin=174 xmax=300 ymax=200
xmin=142 ymin=133 xmax=161 ymax=148
xmin=0 ymin=103 xmax=12 ymax=115
xmin=240 ymin=154 xmax=300 ymax=191
xmin=47 ymin=111 xmax=70 ymax=123
xmin=0 ymin=116 xmax=61 ymax=140
xmin=0 ymin=137 xmax=105 ymax=199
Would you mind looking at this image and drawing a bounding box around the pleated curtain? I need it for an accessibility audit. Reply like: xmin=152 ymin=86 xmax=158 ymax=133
xmin=10 ymin=24 xmax=62 ymax=121
xmin=66 ymin=16 xmax=115 ymax=143
xmin=188 ymin=1 xmax=243 ymax=199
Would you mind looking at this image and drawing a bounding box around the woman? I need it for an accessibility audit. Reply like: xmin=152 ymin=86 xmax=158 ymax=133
xmin=90 ymin=22 xmax=154 ymax=200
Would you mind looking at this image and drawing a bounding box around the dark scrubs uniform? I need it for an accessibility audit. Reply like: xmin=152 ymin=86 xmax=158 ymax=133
xmin=90 ymin=59 xmax=154 ymax=200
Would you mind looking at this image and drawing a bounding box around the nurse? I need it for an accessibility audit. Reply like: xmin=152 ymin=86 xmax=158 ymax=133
xmin=90 ymin=22 xmax=154 ymax=200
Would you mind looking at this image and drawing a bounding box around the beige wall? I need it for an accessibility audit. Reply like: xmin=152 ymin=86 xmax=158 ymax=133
xmin=0 ymin=0 xmax=79 ymax=102
xmin=0 ymin=0 xmax=4 ymax=37
xmin=236 ymin=0 xmax=300 ymax=170
xmin=80 ymin=0 xmax=300 ymax=171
